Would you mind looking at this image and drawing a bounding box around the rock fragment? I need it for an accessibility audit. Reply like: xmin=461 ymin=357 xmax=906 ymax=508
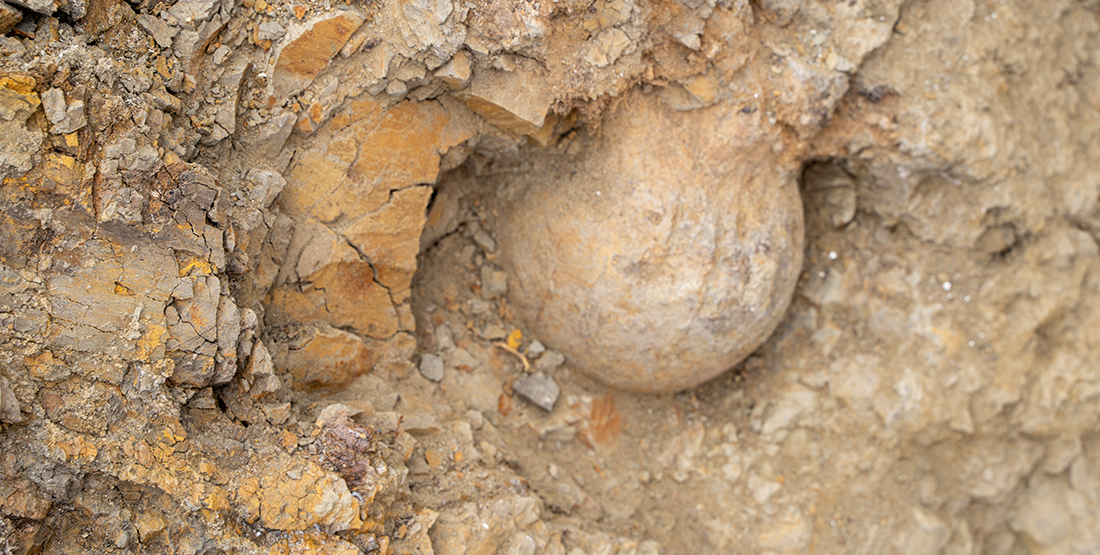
xmin=0 ymin=74 xmax=43 ymax=176
xmin=136 ymin=14 xmax=178 ymax=48
xmin=534 ymin=350 xmax=565 ymax=373
xmin=514 ymin=372 xmax=560 ymax=411
xmin=436 ymin=50 xmax=472 ymax=87
xmin=419 ymin=353 xmax=444 ymax=382
xmin=0 ymin=375 xmax=22 ymax=423
xmin=272 ymin=10 xmax=366 ymax=100
xmin=256 ymin=21 xmax=286 ymax=42
xmin=461 ymin=68 xmax=550 ymax=135
xmin=480 ymin=264 xmax=508 ymax=299
xmin=6 ymin=0 xmax=54 ymax=15
xmin=0 ymin=2 xmax=22 ymax=35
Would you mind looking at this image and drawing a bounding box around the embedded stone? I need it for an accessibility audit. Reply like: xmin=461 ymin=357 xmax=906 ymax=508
xmin=499 ymin=91 xmax=804 ymax=392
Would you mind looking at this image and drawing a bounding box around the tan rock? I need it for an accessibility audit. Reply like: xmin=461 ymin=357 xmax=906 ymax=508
xmin=268 ymin=261 xmax=400 ymax=339
xmin=436 ymin=50 xmax=472 ymax=87
xmin=274 ymin=324 xmax=374 ymax=390
xmin=0 ymin=74 xmax=44 ymax=175
xmin=460 ymin=68 xmax=550 ymax=136
xmin=272 ymin=11 xmax=366 ymax=101
xmin=343 ymin=185 xmax=432 ymax=293
xmin=499 ymin=91 xmax=804 ymax=392
xmin=311 ymin=100 xmax=475 ymax=222
xmin=255 ymin=459 xmax=360 ymax=531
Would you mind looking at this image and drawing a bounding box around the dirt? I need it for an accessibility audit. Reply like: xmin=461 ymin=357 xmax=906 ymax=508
xmin=2 ymin=0 xmax=1100 ymax=554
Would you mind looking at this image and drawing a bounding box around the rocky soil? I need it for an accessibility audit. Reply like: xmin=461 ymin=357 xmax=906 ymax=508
xmin=1 ymin=0 xmax=1099 ymax=553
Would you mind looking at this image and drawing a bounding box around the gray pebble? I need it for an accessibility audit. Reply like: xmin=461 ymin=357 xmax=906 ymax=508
xmin=526 ymin=340 xmax=546 ymax=357
xmin=419 ymin=353 xmax=444 ymax=382
xmin=534 ymin=350 xmax=566 ymax=372
xmin=514 ymin=372 xmax=560 ymax=411
xmin=473 ymin=230 xmax=497 ymax=252
xmin=480 ymin=265 xmax=509 ymax=299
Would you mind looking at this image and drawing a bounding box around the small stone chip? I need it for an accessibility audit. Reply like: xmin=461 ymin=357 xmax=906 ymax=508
xmin=473 ymin=230 xmax=497 ymax=252
xmin=480 ymin=265 xmax=508 ymax=299
xmin=513 ymin=372 xmax=560 ymax=411
xmin=534 ymin=350 xmax=565 ymax=373
xmin=419 ymin=353 xmax=444 ymax=382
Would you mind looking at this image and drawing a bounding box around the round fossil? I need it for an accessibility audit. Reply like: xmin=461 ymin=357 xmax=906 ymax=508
xmin=499 ymin=92 xmax=805 ymax=393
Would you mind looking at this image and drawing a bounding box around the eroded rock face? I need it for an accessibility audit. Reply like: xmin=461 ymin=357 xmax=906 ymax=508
xmin=500 ymin=92 xmax=804 ymax=392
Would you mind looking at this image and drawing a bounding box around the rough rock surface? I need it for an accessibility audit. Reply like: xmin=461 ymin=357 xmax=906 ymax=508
xmin=0 ymin=0 xmax=1097 ymax=554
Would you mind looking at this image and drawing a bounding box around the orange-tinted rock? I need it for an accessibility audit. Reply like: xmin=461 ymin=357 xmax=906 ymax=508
xmin=268 ymin=261 xmax=399 ymax=339
xmin=312 ymin=100 xmax=471 ymax=222
xmin=344 ymin=185 xmax=432 ymax=295
xmin=273 ymin=324 xmax=373 ymax=390
xmin=272 ymin=11 xmax=366 ymax=100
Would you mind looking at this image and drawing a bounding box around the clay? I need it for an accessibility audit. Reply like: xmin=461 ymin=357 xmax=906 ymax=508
xmin=500 ymin=92 xmax=804 ymax=392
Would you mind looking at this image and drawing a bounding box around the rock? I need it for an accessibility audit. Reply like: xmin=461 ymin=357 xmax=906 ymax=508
xmin=6 ymin=0 xmax=54 ymax=15
xmin=434 ymin=324 xmax=455 ymax=351
xmin=419 ymin=353 xmax=444 ymax=382
xmin=757 ymin=507 xmax=811 ymax=553
xmin=136 ymin=14 xmax=177 ymax=48
xmin=774 ymin=57 xmax=849 ymax=139
xmin=533 ymin=349 xmax=565 ymax=372
xmin=473 ymin=229 xmax=497 ymax=252
xmin=272 ymin=11 xmax=366 ymax=100
xmin=802 ymin=162 xmax=857 ymax=229
xmin=256 ymin=21 xmax=286 ymax=42
xmin=480 ymin=264 xmax=508 ymax=299
xmin=436 ymin=50 xmax=472 ymax=87
xmin=461 ymin=68 xmax=551 ymax=135
xmin=760 ymin=387 xmax=817 ymax=437
xmin=526 ymin=340 xmax=546 ymax=357
xmin=0 ymin=74 xmax=44 ymax=176
xmin=167 ymin=0 xmax=219 ymax=25
xmin=514 ymin=372 xmax=560 ymax=411
xmin=500 ymin=91 xmax=804 ymax=392
xmin=273 ymin=325 xmax=374 ymax=390
xmin=400 ymin=0 xmax=464 ymax=51
xmin=479 ymin=324 xmax=507 ymax=340
xmin=584 ymin=28 xmax=631 ymax=67
xmin=447 ymin=348 xmax=479 ymax=371
xmin=0 ymin=3 xmax=22 ymax=36
xmin=0 ymin=375 xmax=22 ymax=423
xmin=246 ymin=169 xmax=287 ymax=208
xmin=889 ymin=509 xmax=950 ymax=555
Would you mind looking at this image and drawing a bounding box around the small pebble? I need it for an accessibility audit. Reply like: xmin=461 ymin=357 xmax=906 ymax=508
xmin=513 ymin=372 xmax=560 ymax=411
xmin=480 ymin=323 xmax=508 ymax=340
xmin=480 ymin=265 xmax=509 ymax=299
xmin=534 ymin=350 xmax=566 ymax=372
xmin=473 ymin=230 xmax=497 ymax=252
xmin=526 ymin=340 xmax=546 ymax=357
xmin=419 ymin=354 xmax=444 ymax=382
